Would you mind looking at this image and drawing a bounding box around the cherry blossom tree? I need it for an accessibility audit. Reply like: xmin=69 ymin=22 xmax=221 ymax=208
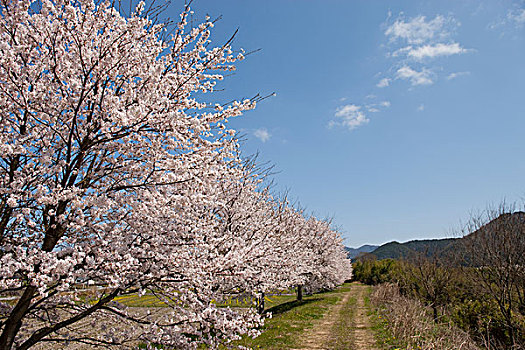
xmin=0 ymin=0 xmax=352 ymax=348
xmin=0 ymin=0 xmax=260 ymax=347
xmin=207 ymin=163 xmax=352 ymax=310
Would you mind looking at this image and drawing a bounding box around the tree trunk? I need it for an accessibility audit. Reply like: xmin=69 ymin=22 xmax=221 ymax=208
xmin=0 ymin=225 xmax=65 ymax=349
xmin=0 ymin=285 xmax=37 ymax=350
xmin=256 ymin=293 xmax=265 ymax=314
xmin=297 ymin=285 xmax=303 ymax=301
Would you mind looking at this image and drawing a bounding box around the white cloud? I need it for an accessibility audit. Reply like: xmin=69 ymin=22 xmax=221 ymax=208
xmin=385 ymin=15 xmax=447 ymax=44
xmin=377 ymin=78 xmax=391 ymax=88
xmin=365 ymin=100 xmax=390 ymax=113
xmin=253 ymin=128 xmax=271 ymax=142
xmin=417 ymin=104 xmax=425 ymax=112
xmin=508 ymin=8 xmax=525 ymax=26
xmin=489 ymin=7 xmax=525 ymax=33
xmin=407 ymin=42 xmax=468 ymax=60
xmin=331 ymin=104 xmax=370 ymax=130
xmin=447 ymin=71 xmax=470 ymax=80
xmin=381 ymin=13 xmax=469 ymax=88
xmin=396 ymin=66 xmax=433 ymax=86
xmin=391 ymin=45 xmax=414 ymax=57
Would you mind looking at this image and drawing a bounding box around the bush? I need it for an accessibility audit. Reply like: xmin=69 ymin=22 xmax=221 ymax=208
xmin=352 ymin=259 xmax=399 ymax=285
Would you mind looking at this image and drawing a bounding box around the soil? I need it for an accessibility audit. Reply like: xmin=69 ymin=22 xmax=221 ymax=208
xmin=294 ymin=282 xmax=379 ymax=350
xmin=351 ymin=283 xmax=379 ymax=350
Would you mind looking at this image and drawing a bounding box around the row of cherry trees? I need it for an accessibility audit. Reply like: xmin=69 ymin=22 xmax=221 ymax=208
xmin=0 ymin=0 xmax=352 ymax=348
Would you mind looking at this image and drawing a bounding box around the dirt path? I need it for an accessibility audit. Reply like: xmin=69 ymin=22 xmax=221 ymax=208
xmin=351 ymin=283 xmax=379 ymax=350
xmin=294 ymin=282 xmax=378 ymax=350
xmin=293 ymin=290 xmax=351 ymax=350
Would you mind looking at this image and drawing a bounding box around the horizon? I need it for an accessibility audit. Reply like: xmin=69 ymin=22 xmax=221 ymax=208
xmin=347 ymin=236 xmax=458 ymax=249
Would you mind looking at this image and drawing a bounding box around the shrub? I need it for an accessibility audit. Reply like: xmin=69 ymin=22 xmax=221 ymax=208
xmin=352 ymin=259 xmax=399 ymax=285
xmin=371 ymin=283 xmax=479 ymax=350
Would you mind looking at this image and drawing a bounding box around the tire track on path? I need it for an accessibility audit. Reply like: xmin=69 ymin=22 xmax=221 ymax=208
xmin=293 ymin=289 xmax=351 ymax=350
xmin=351 ymin=283 xmax=379 ymax=350
xmin=293 ymin=282 xmax=378 ymax=350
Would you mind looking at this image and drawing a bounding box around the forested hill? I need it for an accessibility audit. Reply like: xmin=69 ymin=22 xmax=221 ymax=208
xmin=353 ymin=238 xmax=458 ymax=260
xmin=351 ymin=211 xmax=525 ymax=261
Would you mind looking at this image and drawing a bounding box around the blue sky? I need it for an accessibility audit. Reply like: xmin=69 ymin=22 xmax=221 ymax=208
xmin=172 ymin=1 xmax=525 ymax=247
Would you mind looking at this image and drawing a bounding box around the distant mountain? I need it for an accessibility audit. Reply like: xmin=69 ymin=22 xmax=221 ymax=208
xmin=345 ymin=245 xmax=379 ymax=259
xmin=366 ymin=241 xmax=413 ymax=260
xmin=353 ymin=212 xmax=525 ymax=264
xmin=357 ymin=238 xmax=458 ymax=261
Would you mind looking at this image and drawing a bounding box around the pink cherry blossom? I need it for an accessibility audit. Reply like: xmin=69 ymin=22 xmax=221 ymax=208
xmin=0 ymin=0 xmax=351 ymax=348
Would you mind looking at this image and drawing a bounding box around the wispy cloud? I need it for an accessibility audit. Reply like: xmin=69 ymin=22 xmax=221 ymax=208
xmin=377 ymin=78 xmax=391 ymax=88
xmin=508 ymin=8 xmax=525 ymax=26
xmin=406 ymin=42 xmax=468 ymax=60
xmin=329 ymin=104 xmax=369 ymax=131
xmin=253 ymin=128 xmax=271 ymax=142
xmin=396 ymin=66 xmax=433 ymax=86
xmin=365 ymin=99 xmax=391 ymax=113
xmin=417 ymin=104 xmax=425 ymax=112
xmin=447 ymin=71 xmax=470 ymax=80
xmin=381 ymin=13 xmax=470 ymax=88
xmin=385 ymin=15 xmax=449 ymax=44
xmin=491 ymin=7 xmax=525 ymax=31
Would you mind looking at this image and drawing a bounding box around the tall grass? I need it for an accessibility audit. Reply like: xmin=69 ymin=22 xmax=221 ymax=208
xmin=371 ymin=283 xmax=479 ymax=350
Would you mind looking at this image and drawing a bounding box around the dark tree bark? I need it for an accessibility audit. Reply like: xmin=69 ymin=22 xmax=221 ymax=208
xmin=256 ymin=293 xmax=265 ymax=314
xmin=0 ymin=286 xmax=38 ymax=349
xmin=297 ymin=285 xmax=303 ymax=301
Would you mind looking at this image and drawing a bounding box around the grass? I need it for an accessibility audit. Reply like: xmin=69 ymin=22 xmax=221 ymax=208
xmin=231 ymin=286 xmax=347 ymax=349
xmin=216 ymin=292 xmax=296 ymax=309
xmin=263 ymin=294 xmax=297 ymax=309
xmin=367 ymin=295 xmax=401 ymax=349
xmin=326 ymin=293 xmax=357 ymax=350
xmin=365 ymin=285 xmax=405 ymax=350
xmin=80 ymin=291 xmax=296 ymax=309
xmin=135 ymin=290 xmax=337 ymax=349
xmin=112 ymin=290 xmax=297 ymax=308
xmin=367 ymin=284 xmax=479 ymax=350
xmin=135 ymin=285 xmax=351 ymax=349
xmin=112 ymin=293 xmax=168 ymax=307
